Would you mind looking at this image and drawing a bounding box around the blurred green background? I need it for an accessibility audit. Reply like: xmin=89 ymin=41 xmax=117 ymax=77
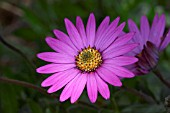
xmin=0 ymin=0 xmax=170 ymax=113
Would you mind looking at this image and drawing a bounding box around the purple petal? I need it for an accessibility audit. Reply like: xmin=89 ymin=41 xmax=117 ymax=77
xmin=103 ymin=32 xmax=135 ymax=53
xmin=97 ymin=67 xmax=122 ymax=86
xmin=99 ymin=22 xmax=126 ymax=52
xmin=104 ymin=56 xmax=138 ymax=66
xmin=37 ymin=52 xmax=75 ymax=63
xmin=160 ymin=30 xmax=170 ymax=50
xmin=47 ymin=69 xmax=79 ymax=93
xmin=71 ymin=73 xmax=87 ymax=103
xmin=64 ymin=18 xmax=84 ymax=50
xmin=140 ymin=15 xmax=150 ymax=43
xmin=95 ymin=17 xmax=120 ymax=49
xmin=103 ymin=43 xmax=139 ymax=59
xmin=76 ymin=16 xmax=87 ymax=47
xmin=45 ymin=37 xmax=77 ymax=56
xmin=87 ymin=73 xmax=97 ymax=103
xmin=36 ymin=63 xmax=75 ymax=74
xmin=150 ymin=13 xmax=159 ymax=34
xmin=86 ymin=13 xmax=96 ymax=47
xmin=53 ymin=29 xmax=78 ymax=51
xmin=95 ymin=73 xmax=110 ymax=99
xmin=102 ymin=63 xmax=135 ymax=78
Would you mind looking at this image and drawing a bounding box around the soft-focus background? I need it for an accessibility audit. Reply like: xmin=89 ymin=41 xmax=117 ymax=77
xmin=0 ymin=0 xmax=170 ymax=113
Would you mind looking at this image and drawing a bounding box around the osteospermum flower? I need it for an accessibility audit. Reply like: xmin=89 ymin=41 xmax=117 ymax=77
xmin=127 ymin=14 xmax=170 ymax=75
xmin=36 ymin=13 xmax=138 ymax=103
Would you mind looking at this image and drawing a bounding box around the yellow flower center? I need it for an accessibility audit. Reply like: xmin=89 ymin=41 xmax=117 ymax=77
xmin=76 ymin=46 xmax=102 ymax=72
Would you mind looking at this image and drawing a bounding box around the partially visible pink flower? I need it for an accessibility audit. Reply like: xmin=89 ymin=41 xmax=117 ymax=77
xmin=36 ymin=13 xmax=138 ymax=103
xmin=127 ymin=14 xmax=170 ymax=75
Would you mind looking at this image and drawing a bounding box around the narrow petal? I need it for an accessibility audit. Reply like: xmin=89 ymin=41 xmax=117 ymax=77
xmin=41 ymin=68 xmax=77 ymax=87
xmin=160 ymin=30 xmax=170 ymax=50
xmin=36 ymin=63 xmax=75 ymax=74
xmin=128 ymin=19 xmax=143 ymax=50
xmin=45 ymin=37 xmax=77 ymax=56
xmin=103 ymin=43 xmax=139 ymax=59
xmin=99 ymin=22 xmax=126 ymax=52
xmin=86 ymin=13 xmax=96 ymax=47
xmin=53 ymin=29 xmax=77 ymax=51
xmin=97 ymin=67 xmax=122 ymax=86
xmin=104 ymin=56 xmax=138 ymax=66
xmin=71 ymin=73 xmax=87 ymax=103
xmin=87 ymin=73 xmax=97 ymax=103
xmin=76 ymin=16 xmax=87 ymax=47
xmin=102 ymin=64 xmax=135 ymax=78
xmin=150 ymin=13 xmax=159 ymax=34
xmin=37 ymin=52 xmax=75 ymax=63
xmin=140 ymin=15 xmax=150 ymax=43
xmin=47 ymin=69 xmax=79 ymax=93
xmin=95 ymin=16 xmax=110 ymax=44
xmin=95 ymin=17 xmax=120 ymax=49
xmin=64 ymin=18 xmax=84 ymax=50
xmin=95 ymin=73 xmax=110 ymax=99
xmin=60 ymin=74 xmax=79 ymax=102
xmin=104 ymin=32 xmax=135 ymax=53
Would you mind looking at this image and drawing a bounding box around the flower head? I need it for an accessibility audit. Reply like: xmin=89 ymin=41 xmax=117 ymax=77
xmin=36 ymin=13 xmax=138 ymax=103
xmin=127 ymin=14 xmax=170 ymax=75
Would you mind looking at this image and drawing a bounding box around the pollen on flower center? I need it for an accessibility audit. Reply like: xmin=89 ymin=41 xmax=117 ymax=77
xmin=76 ymin=46 xmax=102 ymax=72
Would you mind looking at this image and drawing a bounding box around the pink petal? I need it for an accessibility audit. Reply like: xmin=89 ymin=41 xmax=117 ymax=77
xmin=140 ymin=15 xmax=150 ymax=44
xmin=64 ymin=18 xmax=84 ymax=50
xmin=71 ymin=73 xmax=87 ymax=103
xmin=160 ymin=30 xmax=170 ymax=50
xmin=37 ymin=52 xmax=75 ymax=63
xmin=103 ymin=43 xmax=139 ymax=59
xmin=47 ymin=69 xmax=79 ymax=93
xmin=53 ymin=29 xmax=78 ymax=51
xmin=76 ymin=16 xmax=87 ymax=47
xmin=99 ymin=22 xmax=126 ymax=52
xmin=87 ymin=73 xmax=97 ymax=103
xmin=45 ymin=37 xmax=77 ymax=56
xmin=102 ymin=63 xmax=135 ymax=78
xmin=104 ymin=56 xmax=138 ymax=66
xmin=86 ymin=13 xmax=96 ymax=47
xmin=60 ymin=74 xmax=79 ymax=102
xmin=97 ymin=67 xmax=122 ymax=86
xmin=41 ymin=68 xmax=77 ymax=87
xmin=36 ymin=63 xmax=75 ymax=74
xmin=95 ymin=73 xmax=110 ymax=99
xmin=103 ymin=32 xmax=135 ymax=53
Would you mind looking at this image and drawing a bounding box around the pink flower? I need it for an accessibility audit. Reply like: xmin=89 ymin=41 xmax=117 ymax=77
xmin=36 ymin=13 xmax=138 ymax=103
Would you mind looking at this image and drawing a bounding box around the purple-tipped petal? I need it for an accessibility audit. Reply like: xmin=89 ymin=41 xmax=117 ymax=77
xmin=37 ymin=52 xmax=75 ymax=63
xmin=64 ymin=18 xmax=84 ymax=50
xmin=97 ymin=67 xmax=122 ymax=86
xmin=160 ymin=30 xmax=170 ymax=50
xmin=95 ymin=17 xmax=120 ymax=49
xmin=86 ymin=13 xmax=96 ymax=47
xmin=99 ymin=22 xmax=126 ymax=52
xmin=45 ymin=37 xmax=77 ymax=56
xmin=102 ymin=64 xmax=135 ymax=78
xmin=87 ymin=73 xmax=97 ymax=103
xmin=71 ymin=73 xmax=87 ymax=103
xmin=150 ymin=13 xmax=159 ymax=34
xmin=103 ymin=43 xmax=139 ymax=59
xmin=47 ymin=69 xmax=79 ymax=93
xmin=103 ymin=32 xmax=135 ymax=53
xmin=95 ymin=73 xmax=110 ymax=99
xmin=140 ymin=15 xmax=150 ymax=43
xmin=53 ymin=29 xmax=77 ymax=51
xmin=36 ymin=63 xmax=75 ymax=74
xmin=104 ymin=56 xmax=138 ymax=66
xmin=76 ymin=16 xmax=87 ymax=47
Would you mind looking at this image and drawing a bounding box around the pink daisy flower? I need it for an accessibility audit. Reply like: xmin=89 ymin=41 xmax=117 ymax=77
xmin=36 ymin=13 xmax=138 ymax=103
xmin=127 ymin=14 xmax=170 ymax=75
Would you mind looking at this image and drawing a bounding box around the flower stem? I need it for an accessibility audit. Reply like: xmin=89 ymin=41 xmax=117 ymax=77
xmin=0 ymin=35 xmax=36 ymax=70
xmin=120 ymin=86 xmax=156 ymax=104
xmin=153 ymin=69 xmax=170 ymax=89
